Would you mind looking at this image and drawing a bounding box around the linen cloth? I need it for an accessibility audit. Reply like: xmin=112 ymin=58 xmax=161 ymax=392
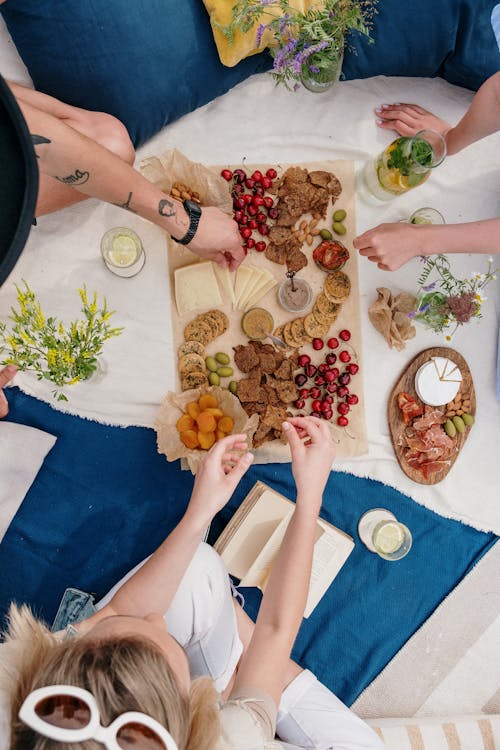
xmin=1 ymin=20 xmax=499 ymax=534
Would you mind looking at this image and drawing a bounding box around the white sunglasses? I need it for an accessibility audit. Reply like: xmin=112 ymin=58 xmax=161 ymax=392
xmin=19 ymin=684 xmax=179 ymax=750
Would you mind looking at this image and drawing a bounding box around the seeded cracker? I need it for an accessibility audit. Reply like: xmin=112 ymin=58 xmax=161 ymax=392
xmin=178 ymin=340 xmax=205 ymax=357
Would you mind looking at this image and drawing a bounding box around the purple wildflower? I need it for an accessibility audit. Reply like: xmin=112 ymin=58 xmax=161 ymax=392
xmin=407 ymin=311 xmax=416 ymax=319
xmin=419 ymin=303 xmax=429 ymax=313
xmin=309 ymin=65 xmax=321 ymax=73
xmin=422 ymin=282 xmax=436 ymax=292
xmin=255 ymin=23 xmax=267 ymax=48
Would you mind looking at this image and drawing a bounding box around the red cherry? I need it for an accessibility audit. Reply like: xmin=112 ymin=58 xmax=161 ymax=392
xmin=322 ymin=409 xmax=333 ymax=420
xmin=295 ymin=373 xmax=307 ymax=387
xmin=330 ymin=367 xmax=339 ymax=379
xmin=245 ymin=237 xmax=255 ymax=249
xmin=314 ymin=375 xmax=326 ymax=386
xmin=263 ymin=196 xmax=274 ymax=209
xmin=243 ymin=193 xmax=253 ymax=205
xmin=258 ymin=223 xmax=270 ymax=236
xmin=327 ymin=337 xmax=339 ymax=349
xmin=247 ymin=219 xmax=258 ymax=230
xmin=221 ymin=169 xmax=233 ymax=181
xmin=320 ymin=400 xmax=331 ymax=414
xmin=298 ymin=354 xmax=311 ymax=367
xmin=311 ymin=410 xmax=322 ymax=418
xmin=233 ymin=210 xmax=244 ymax=224
xmin=338 ymin=372 xmax=351 ymax=385
xmin=294 ymin=399 xmax=306 ymax=409
xmin=339 ymin=351 xmax=351 ymax=363
xmin=348 ymin=363 xmax=359 ymax=375
xmin=305 ymin=363 xmax=317 ymax=378
xmin=268 ymin=207 xmax=279 ymax=220
xmin=240 ymin=226 xmax=252 ymax=240
xmin=239 ymin=214 xmax=248 ymax=225
xmin=247 ymin=204 xmax=258 ymax=216
xmin=323 ymin=395 xmax=334 ymax=404
xmin=266 ymin=168 xmax=278 ymax=179
xmin=251 ymin=170 xmax=263 ymax=183
xmin=318 ymin=363 xmax=329 ymax=373
xmin=311 ymin=399 xmax=322 ymax=413
xmin=256 ymin=212 xmax=267 ymax=224
xmin=312 ymin=337 xmax=324 ymax=351
xmin=261 ymin=176 xmax=273 ymax=189
xmin=337 ymin=416 xmax=349 ymax=427
xmin=299 ymin=388 xmax=310 ymax=399
xmin=347 ymin=394 xmax=359 ymax=405
xmin=234 ymin=196 xmax=246 ymax=210
xmin=253 ymin=185 xmax=264 ymax=196
xmin=245 ymin=177 xmax=256 ymax=190
xmin=327 ymin=382 xmax=338 ymax=394
xmin=252 ymin=195 xmax=265 ymax=207
xmin=310 ymin=386 xmax=321 ymax=399
xmin=255 ymin=241 xmax=267 ymax=252
xmin=337 ymin=386 xmax=349 ymax=398
xmin=324 ymin=370 xmax=336 ymax=383
xmin=326 ymin=352 xmax=337 ymax=366
xmin=233 ymin=169 xmax=246 ymax=183
xmin=339 ymin=329 xmax=351 ymax=341
xmin=337 ymin=402 xmax=350 ymax=415
xmin=232 ymin=182 xmax=244 ymax=195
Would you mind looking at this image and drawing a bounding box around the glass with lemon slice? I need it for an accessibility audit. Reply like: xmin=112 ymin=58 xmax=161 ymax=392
xmin=363 ymin=129 xmax=446 ymax=202
xmin=101 ymin=227 xmax=146 ymax=277
xmin=358 ymin=509 xmax=412 ymax=561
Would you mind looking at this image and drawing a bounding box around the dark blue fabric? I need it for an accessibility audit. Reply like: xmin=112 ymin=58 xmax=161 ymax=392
xmin=343 ymin=0 xmax=500 ymax=90
xmin=2 ymin=387 xmax=497 ymax=705
xmin=2 ymin=1 xmax=499 ymax=150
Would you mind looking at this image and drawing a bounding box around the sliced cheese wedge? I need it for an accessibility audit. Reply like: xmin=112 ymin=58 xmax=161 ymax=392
xmin=212 ymin=263 xmax=236 ymax=306
xmin=414 ymin=357 xmax=462 ymax=406
xmin=234 ymin=265 xmax=255 ymax=309
xmin=174 ymin=261 xmax=222 ymax=316
xmin=244 ymin=276 xmax=278 ymax=310
xmin=237 ymin=267 xmax=269 ymax=310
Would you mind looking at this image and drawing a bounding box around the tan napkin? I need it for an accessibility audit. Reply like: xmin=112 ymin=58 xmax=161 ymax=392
xmin=368 ymin=287 xmax=417 ymax=351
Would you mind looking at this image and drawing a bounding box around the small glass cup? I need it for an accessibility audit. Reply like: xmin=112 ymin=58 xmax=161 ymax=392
xmin=358 ymin=508 xmax=412 ymax=561
xmin=408 ymin=207 xmax=445 ymax=225
xmin=101 ymin=227 xmax=146 ymax=278
xmin=278 ymin=274 xmax=313 ymax=313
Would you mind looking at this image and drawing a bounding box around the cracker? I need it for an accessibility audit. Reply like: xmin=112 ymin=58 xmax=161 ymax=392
xmin=290 ymin=317 xmax=312 ymax=346
xmin=178 ymin=353 xmax=206 ymax=375
xmin=204 ymin=309 xmax=228 ymax=335
xmin=178 ymin=340 xmax=205 ymax=358
xmin=315 ymin=292 xmax=341 ymax=316
xmin=180 ymin=370 xmax=208 ymax=391
xmin=183 ymin=318 xmax=213 ymax=345
xmin=312 ymin=302 xmax=341 ymax=327
xmin=303 ymin=313 xmax=330 ymax=339
xmin=324 ymin=271 xmax=351 ymax=304
xmin=283 ymin=320 xmax=301 ymax=348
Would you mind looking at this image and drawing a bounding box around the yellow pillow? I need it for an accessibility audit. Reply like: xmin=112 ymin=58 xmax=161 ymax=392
xmin=202 ymin=0 xmax=321 ymax=67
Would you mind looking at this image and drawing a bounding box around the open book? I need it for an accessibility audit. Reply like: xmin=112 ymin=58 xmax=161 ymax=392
xmin=214 ymin=481 xmax=354 ymax=618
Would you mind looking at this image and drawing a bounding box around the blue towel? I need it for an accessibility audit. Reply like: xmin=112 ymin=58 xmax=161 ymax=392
xmin=2 ymin=388 xmax=497 ymax=704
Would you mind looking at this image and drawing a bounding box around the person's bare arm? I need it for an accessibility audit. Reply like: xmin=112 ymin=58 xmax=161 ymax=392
xmin=374 ymin=72 xmax=500 ymax=156
xmin=80 ymin=435 xmax=253 ymax=630
xmin=16 ymin=98 xmax=245 ymax=269
xmin=354 ymin=218 xmax=500 ymax=271
xmin=230 ymin=417 xmax=336 ymax=707
xmin=0 ymin=365 xmax=16 ymax=418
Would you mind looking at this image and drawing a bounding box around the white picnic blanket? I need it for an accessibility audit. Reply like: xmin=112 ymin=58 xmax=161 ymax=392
xmin=1 ymin=20 xmax=499 ymax=534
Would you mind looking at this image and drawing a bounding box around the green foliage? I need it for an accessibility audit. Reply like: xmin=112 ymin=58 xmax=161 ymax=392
xmin=218 ymin=0 xmax=378 ymax=89
xmin=0 ymin=282 xmax=123 ymax=400
xmin=387 ymin=136 xmax=432 ymax=177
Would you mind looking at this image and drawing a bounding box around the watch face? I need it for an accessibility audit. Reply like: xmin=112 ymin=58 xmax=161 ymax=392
xmin=184 ymin=199 xmax=202 ymax=216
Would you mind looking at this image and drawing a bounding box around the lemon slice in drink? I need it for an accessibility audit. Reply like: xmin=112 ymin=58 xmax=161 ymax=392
xmin=107 ymin=234 xmax=139 ymax=267
xmin=373 ymin=521 xmax=404 ymax=554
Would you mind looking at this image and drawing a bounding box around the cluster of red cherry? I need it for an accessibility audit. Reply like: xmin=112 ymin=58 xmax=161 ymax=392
xmin=221 ymin=167 xmax=279 ymax=254
xmin=293 ymin=330 xmax=359 ymax=427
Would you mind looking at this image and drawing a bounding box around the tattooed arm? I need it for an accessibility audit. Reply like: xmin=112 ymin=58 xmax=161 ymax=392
xmin=17 ymin=99 xmax=244 ymax=269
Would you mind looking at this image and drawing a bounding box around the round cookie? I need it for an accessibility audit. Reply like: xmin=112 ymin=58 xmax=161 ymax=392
xmin=312 ymin=301 xmax=341 ymax=327
xmin=180 ymin=370 xmax=208 ymax=391
xmin=204 ymin=309 xmax=229 ymax=335
xmin=303 ymin=313 xmax=330 ymax=339
xmin=283 ymin=320 xmax=301 ymax=348
xmin=324 ymin=271 xmax=351 ymax=304
xmin=178 ymin=340 xmax=205 ymax=358
xmin=290 ymin=317 xmax=312 ymax=346
xmin=315 ymin=292 xmax=341 ymax=316
xmin=183 ymin=319 xmax=213 ymax=345
xmin=178 ymin=353 xmax=206 ymax=375
xmin=199 ymin=313 xmax=221 ymax=339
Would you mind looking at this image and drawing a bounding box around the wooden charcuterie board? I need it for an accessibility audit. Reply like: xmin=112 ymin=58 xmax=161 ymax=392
xmin=388 ymin=347 xmax=476 ymax=485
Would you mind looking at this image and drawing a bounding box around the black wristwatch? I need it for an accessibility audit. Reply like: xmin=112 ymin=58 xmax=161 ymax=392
xmin=173 ymin=199 xmax=202 ymax=245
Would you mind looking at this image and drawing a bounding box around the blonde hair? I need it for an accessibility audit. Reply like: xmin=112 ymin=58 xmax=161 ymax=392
xmin=1 ymin=604 xmax=220 ymax=750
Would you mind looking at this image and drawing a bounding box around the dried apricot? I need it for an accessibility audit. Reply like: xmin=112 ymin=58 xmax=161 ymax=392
xmin=186 ymin=401 xmax=200 ymax=420
xmin=198 ymin=431 xmax=216 ymax=450
xmin=218 ymin=416 xmax=234 ymax=434
xmin=176 ymin=414 xmax=194 ymax=432
xmin=196 ymin=411 xmax=217 ymax=433
xmin=216 ymin=429 xmax=226 ymax=441
xmin=205 ymin=407 xmax=224 ymax=418
xmin=180 ymin=430 xmax=199 ymax=449
xmin=198 ymin=394 xmax=218 ymax=410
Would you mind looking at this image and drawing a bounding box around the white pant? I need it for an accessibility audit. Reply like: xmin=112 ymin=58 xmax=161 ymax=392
xmin=97 ymin=543 xmax=385 ymax=750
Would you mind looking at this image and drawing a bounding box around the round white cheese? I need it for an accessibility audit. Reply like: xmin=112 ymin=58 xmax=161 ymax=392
xmin=414 ymin=357 xmax=462 ymax=406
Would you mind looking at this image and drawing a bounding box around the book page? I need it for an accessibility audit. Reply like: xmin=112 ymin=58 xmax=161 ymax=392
xmin=304 ymin=525 xmax=354 ymax=618
xmin=239 ymin=512 xmax=292 ymax=589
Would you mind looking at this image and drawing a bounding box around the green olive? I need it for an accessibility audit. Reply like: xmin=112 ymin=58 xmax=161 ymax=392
xmin=208 ymin=371 xmax=220 ymax=386
xmin=332 ymin=221 xmax=347 ymax=235
xmin=228 ymin=380 xmax=238 ymax=395
xmin=462 ymin=413 xmax=475 ymax=427
xmin=444 ymin=418 xmax=456 ymax=438
xmin=452 ymin=415 xmax=466 ymax=433
xmin=333 ymin=209 xmax=347 ymax=222
xmin=319 ymin=228 xmax=333 ymax=240
xmin=205 ymin=356 xmax=218 ymax=372
xmin=217 ymin=366 xmax=234 ymax=378
xmin=215 ymin=352 xmax=230 ymax=365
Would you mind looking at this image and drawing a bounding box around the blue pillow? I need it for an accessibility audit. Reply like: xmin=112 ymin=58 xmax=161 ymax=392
xmin=342 ymin=0 xmax=500 ymax=90
xmin=0 ymin=0 xmax=271 ymax=147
